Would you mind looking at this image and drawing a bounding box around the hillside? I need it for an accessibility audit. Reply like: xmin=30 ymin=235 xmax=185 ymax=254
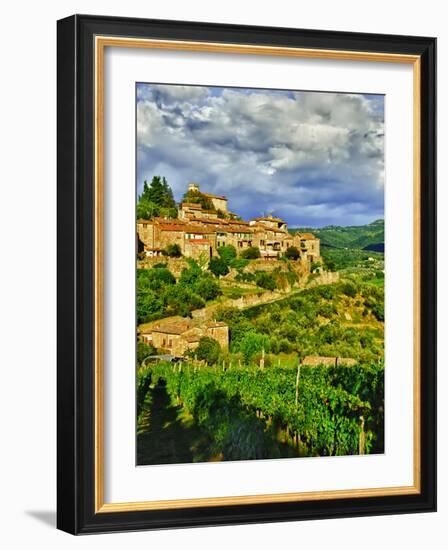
xmin=291 ymin=219 xmax=384 ymax=251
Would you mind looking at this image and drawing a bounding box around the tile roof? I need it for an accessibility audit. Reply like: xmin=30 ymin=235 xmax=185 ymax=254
xmin=202 ymin=192 xmax=227 ymax=200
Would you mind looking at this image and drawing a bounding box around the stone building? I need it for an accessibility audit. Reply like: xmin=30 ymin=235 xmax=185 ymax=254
xmin=137 ymin=182 xmax=321 ymax=264
xmin=140 ymin=318 xmax=229 ymax=358
xmin=302 ymin=356 xmax=357 ymax=367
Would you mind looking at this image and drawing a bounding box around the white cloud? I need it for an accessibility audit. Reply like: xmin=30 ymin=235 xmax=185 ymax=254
xmin=136 ymin=84 xmax=384 ymax=226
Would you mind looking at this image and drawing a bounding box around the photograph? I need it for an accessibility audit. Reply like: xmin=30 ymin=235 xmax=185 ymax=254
xmin=135 ymin=83 xmax=385 ymax=465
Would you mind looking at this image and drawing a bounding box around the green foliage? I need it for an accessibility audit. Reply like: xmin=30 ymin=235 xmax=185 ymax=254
xmin=240 ymin=246 xmax=261 ymax=259
xmin=195 ymin=337 xmax=221 ymax=365
xmin=182 ymin=188 xmax=215 ymax=211
xmin=229 ymin=258 xmax=249 ymax=271
xmin=162 ymin=243 xmax=182 ymax=257
xmin=217 ymin=245 xmax=237 ymax=264
xmin=147 ymin=361 xmax=384 ymax=458
xmin=218 ymin=281 xmax=384 ymax=364
xmin=324 ymin=258 xmax=336 ymax=271
xmin=137 ymin=342 xmax=156 ymax=365
xmin=209 ymin=257 xmax=230 ymax=278
xmin=136 ymin=367 xmax=153 ymax=427
xmin=284 ymin=246 xmax=301 ymax=260
xmin=239 ymin=332 xmax=271 ymax=363
xmin=137 ymin=176 xmax=177 ymax=219
xmin=193 ymin=272 xmax=220 ymax=301
xmin=137 ymin=267 xmax=176 ymax=290
xmin=254 ymin=271 xmax=276 ymax=291
xmin=136 ymin=263 xmax=220 ymax=324
xmin=320 ymin=247 xmax=384 ymax=272
xmin=341 ymin=282 xmax=357 ymax=298
xmin=292 ymin=219 xmax=384 ymax=250
xmin=179 ymin=258 xmax=202 ymax=286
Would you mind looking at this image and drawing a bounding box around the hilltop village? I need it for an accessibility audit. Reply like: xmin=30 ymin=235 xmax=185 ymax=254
xmin=137 ymin=182 xmax=321 ymax=264
xmin=137 ymin=182 xmax=324 ymax=360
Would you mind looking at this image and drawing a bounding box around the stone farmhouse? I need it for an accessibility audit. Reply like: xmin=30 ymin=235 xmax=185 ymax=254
xmin=140 ymin=318 xmax=229 ymax=358
xmin=137 ymin=183 xmax=321 ymax=264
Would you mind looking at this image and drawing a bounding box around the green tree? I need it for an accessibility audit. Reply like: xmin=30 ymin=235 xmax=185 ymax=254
xmin=137 ymin=176 xmax=177 ymax=219
xmin=239 ymin=332 xmax=271 ymax=363
xmin=137 ymin=198 xmax=159 ymax=220
xmin=162 ymin=243 xmax=182 ymax=257
xmin=182 ymin=188 xmax=215 ymax=210
xmin=179 ymin=259 xmax=202 ymax=286
xmin=209 ymin=257 xmax=230 ymax=278
xmin=217 ymin=245 xmax=237 ymax=265
xmin=255 ymin=271 xmax=276 ymax=291
xmin=284 ymin=246 xmax=301 ymax=260
xmin=240 ymin=246 xmax=261 ymax=260
xmin=195 ymin=337 xmax=221 ymax=365
xmin=160 ymin=177 xmax=176 ymax=208
xmin=137 ymin=341 xmax=156 ymax=365
xmin=193 ymin=273 xmax=221 ymax=301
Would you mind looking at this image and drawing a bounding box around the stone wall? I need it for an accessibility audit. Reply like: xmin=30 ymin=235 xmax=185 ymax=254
xmin=307 ymin=271 xmax=340 ymax=287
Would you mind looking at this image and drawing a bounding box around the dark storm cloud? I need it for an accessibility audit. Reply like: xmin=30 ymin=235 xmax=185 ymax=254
xmin=136 ymin=83 xmax=384 ymax=227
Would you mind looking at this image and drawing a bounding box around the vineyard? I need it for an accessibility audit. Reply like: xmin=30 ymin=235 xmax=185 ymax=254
xmin=137 ymin=360 xmax=384 ymax=464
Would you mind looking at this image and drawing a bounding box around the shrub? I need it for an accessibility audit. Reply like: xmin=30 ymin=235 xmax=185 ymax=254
xmin=194 ymin=274 xmax=221 ymax=301
xmin=341 ymin=282 xmax=357 ymax=298
xmin=217 ymin=245 xmax=237 ymax=264
xmin=137 ymin=341 xmax=156 ymax=365
xmin=240 ymin=246 xmax=261 ymax=260
xmin=255 ymin=271 xmax=277 ymax=291
xmin=239 ymin=332 xmax=271 ymax=363
xmin=209 ymin=257 xmax=230 ymax=278
xmin=230 ymin=258 xmax=249 ymax=271
xmin=226 ymin=287 xmax=244 ymax=300
xmin=284 ymin=246 xmax=301 ymax=260
xmin=162 ymin=243 xmax=182 ymax=257
xmin=325 ymin=259 xmax=336 ymax=272
xmin=137 ymin=267 xmax=176 ymax=291
xmin=195 ymin=337 xmax=221 ymax=365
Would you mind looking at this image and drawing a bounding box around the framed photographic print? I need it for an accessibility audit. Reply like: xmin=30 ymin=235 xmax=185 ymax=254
xmin=57 ymin=14 xmax=436 ymax=534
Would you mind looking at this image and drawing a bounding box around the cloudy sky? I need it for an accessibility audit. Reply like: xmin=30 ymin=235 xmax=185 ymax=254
xmin=136 ymin=83 xmax=384 ymax=227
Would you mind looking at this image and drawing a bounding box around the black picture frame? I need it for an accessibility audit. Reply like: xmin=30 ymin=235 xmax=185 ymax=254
xmin=57 ymin=14 xmax=436 ymax=535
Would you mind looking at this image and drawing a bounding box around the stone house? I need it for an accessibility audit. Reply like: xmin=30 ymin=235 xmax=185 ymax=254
xmin=140 ymin=318 xmax=229 ymax=358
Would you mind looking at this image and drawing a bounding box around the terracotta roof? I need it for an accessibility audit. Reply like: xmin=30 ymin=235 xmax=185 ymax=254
xmin=225 ymin=228 xmax=254 ymax=234
xmin=185 ymin=239 xmax=210 ymax=245
xmin=202 ymin=192 xmax=227 ymax=200
xmin=158 ymin=224 xmax=186 ymax=232
xmin=185 ymin=227 xmax=214 ymax=234
xmin=152 ymin=320 xmax=193 ymax=335
xmin=299 ymin=233 xmax=317 ymax=239
xmin=228 ymin=219 xmax=249 ymax=225
xmin=252 ymin=216 xmax=286 ymax=223
xmin=137 ymin=219 xmax=154 ymax=225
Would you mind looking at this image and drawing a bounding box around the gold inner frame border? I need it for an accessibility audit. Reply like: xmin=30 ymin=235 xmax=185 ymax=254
xmin=94 ymin=35 xmax=421 ymax=513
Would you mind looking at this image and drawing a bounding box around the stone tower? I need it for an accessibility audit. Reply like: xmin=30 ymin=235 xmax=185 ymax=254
xmin=188 ymin=182 xmax=200 ymax=193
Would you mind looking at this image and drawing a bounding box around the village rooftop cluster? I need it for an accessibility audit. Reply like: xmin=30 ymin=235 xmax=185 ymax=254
xmin=137 ymin=183 xmax=321 ymax=263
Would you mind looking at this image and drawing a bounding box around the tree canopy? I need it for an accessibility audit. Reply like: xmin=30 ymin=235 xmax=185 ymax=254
xmin=137 ymin=176 xmax=177 ymax=219
xmin=182 ymin=188 xmax=215 ymax=211
xmin=194 ymin=337 xmax=221 ymax=365
xmin=209 ymin=257 xmax=230 ymax=278
xmin=284 ymin=246 xmax=301 ymax=260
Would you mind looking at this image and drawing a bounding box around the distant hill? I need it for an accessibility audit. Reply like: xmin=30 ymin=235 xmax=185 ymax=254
xmin=291 ymin=219 xmax=384 ymax=251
